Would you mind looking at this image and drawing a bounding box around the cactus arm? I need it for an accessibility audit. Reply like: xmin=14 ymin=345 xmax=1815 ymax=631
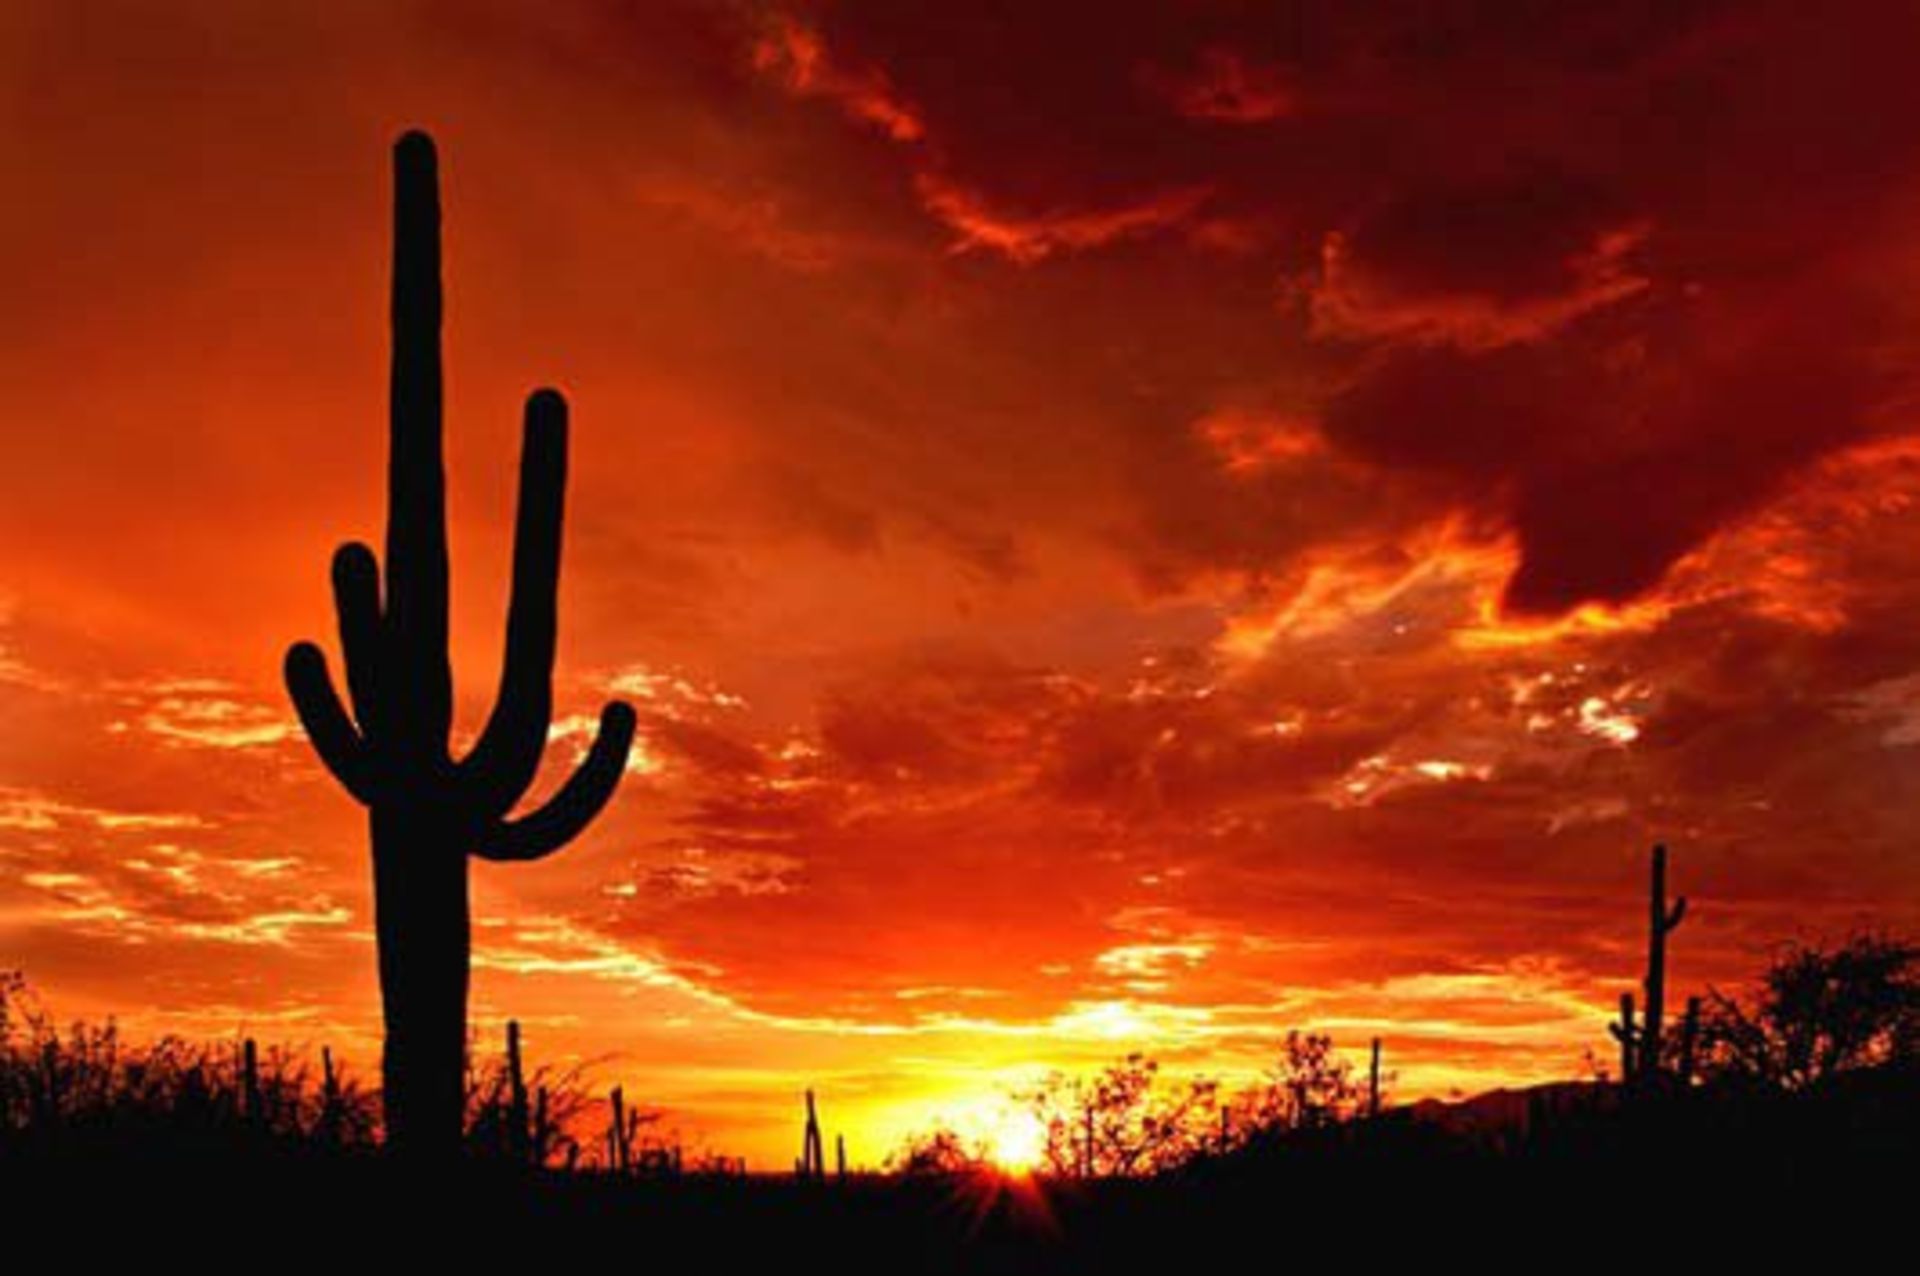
xmin=472 ymin=703 xmax=636 ymax=861
xmin=284 ymin=642 xmax=375 ymax=803
xmin=384 ymin=130 xmax=453 ymax=756
xmin=1666 ymin=896 xmax=1687 ymax=930
xmin=331 ymin=542 xmax=384 ymax=735
xmin=460 ymin=390 xmax=567 ymax=815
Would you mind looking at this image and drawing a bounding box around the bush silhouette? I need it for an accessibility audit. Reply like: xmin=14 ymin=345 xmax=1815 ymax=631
xmin=887 ymin=1126 xmax=993 ymax=1179
xmin=1232 ymin=1030 xmax=1369 ymax=1139
xmin=1701 ymin=932 xmax=1920 ymax=1090
xmin=0 ymin=970 xmax=379 ymax=1155
xmin=1019 ymin=1052 xmax=1221 ymax=1177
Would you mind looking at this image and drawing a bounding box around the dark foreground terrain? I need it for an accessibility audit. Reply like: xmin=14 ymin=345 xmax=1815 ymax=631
xmin=5 ymin=1069 xmax=1911 ymax=1271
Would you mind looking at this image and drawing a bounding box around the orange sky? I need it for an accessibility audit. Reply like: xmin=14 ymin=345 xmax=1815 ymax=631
xmin=5 ymin=1 xmax=1920 ymax=1167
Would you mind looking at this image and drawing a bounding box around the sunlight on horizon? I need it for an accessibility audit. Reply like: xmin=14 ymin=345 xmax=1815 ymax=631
xmin=975 ymin=1108 xmax=1047 ymax=1175
xmin=922 ymin=1090 xmax=1052 ymax=1175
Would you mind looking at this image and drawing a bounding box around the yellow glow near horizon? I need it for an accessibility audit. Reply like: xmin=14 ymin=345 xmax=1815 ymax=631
xmin=931 ymin=1092 xmax=1050 ymax=1175
xmin=978 ymin=1108 xmax=1047 ymax=1174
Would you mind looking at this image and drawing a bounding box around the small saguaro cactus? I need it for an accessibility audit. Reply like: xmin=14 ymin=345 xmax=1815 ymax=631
xmin=1610 ymin=991 xmax=1639 ymax=1087
xmin=284 ymin=131 xmax=636 ymax=1159
xmin=609 ymin=1084 xmax=635 ymax=1174
xmin=319 ymin=1046 xmax=342 ymax=1145
xmin=506 ymin=1020 xmax=531 ymax=1165
xmin=1609 ymin=844 xmax=1690 ymax=1092
xmin=801 ymin=1088 xmax=825 ymax=1179
xmin=1637 ymin=843 xmax=1688 ymax=1086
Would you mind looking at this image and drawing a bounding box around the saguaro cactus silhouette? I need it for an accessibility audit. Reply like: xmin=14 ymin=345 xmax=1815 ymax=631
xmin=800 ymin=1088 xmax=825 ymax=1178
xmin=506 ymin=1020 xmax=531 ymax=1165
xmin=1637 ymin=842 xmax=1687 ymax=1084
xmin=284 ymin=131 xmax=635 ymax=1158
xmin=1610 ymin=844 xmax=1688 ymax=1092
xmin=1610 ymin=991 xmax=1639 ymax=1086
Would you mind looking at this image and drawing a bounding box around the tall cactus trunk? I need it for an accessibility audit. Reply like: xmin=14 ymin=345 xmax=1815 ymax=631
xmin=1641 ymin=845 xmax=1668 ymax=1079
xmin=1636 ymin=843 xmax=1687 ymax=1089
xmin=373 ymin=808 xmax=470 ymax=1156
xmin=1609 ymin=845 xmax=1687 ymax=1095
xmin=610 ymin=1085 xmax=632 ymax=1173
xmin=284 ymin=132 xmax=636 ymax=1162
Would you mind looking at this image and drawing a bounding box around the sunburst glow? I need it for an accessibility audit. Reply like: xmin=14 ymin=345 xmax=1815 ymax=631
xmin=979 ymin=1110 xmax=1047 ymax=1175
xmin=937 ymin=1095 xmax=1050 ymax=1175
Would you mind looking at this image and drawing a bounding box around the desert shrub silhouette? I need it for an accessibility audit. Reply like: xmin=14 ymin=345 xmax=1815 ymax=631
xmin=1018 ymin=1051 xmax=1222 ymax=1177
xmin=1230 ymin=1030 xmax=1370 ymax=1141
xmin=284 ymin=131 xmax=635 ymax=1159
xmin=1700 ymin=932 xmax=1920 ymax=1090
xmin=888 ymin=1126 xmax=993 ymax=1179
xmin=464 ymin=1019 xmax=596 ymax=1168
xmin=0 ymin=970 xmax=380 ymax=1156
xmin=0 ymin=974 xmax=606 ymax=1166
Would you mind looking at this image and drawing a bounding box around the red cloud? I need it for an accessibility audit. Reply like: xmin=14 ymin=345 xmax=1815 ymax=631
xmin=914 ymin=174 xmax=1210 ymax=264
xmin=749 ymin=11 xmax=924 ymax=142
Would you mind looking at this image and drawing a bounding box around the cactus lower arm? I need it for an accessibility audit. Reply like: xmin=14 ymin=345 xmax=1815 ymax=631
xmin=472 ymin=703 xmax=637 ymax=862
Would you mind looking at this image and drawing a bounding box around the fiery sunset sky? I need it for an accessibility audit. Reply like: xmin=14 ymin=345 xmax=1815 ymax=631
xmin=6 ymin=1 xmax=1920 ymax=1165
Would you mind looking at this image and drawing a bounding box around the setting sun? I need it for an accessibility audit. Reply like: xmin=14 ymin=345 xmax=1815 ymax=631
xmin=978 ymin=1111 xmax=1047 ymax=1176
xmin=924 ymin=1092 xmax=1051 ymax=1176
